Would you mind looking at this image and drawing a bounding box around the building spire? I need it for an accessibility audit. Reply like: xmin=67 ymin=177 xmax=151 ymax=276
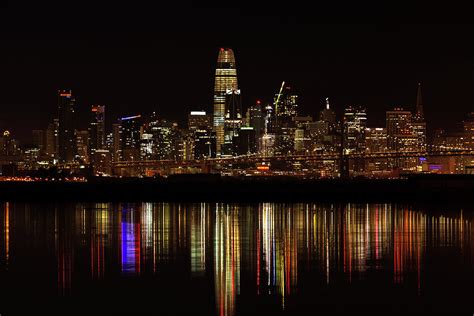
xmin=416 ymin=82 xmax=424 ymax=119
xmin=325 ymin=97 xmax=330 ymax=110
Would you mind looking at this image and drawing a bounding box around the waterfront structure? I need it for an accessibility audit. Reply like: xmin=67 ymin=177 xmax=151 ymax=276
xmin=57 ymin=89 xmax=76 ymax=162
xmin=213 ymin=48 xmax=238 ymax=155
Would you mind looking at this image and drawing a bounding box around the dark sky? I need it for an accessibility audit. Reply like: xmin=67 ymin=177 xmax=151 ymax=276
xmin=1 ymin=2 xmax=474 ymax=142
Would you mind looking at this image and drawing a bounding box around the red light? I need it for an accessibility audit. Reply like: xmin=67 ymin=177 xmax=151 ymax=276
xmin=257 ymin=100 xmax=261 ymax=104
xmin=220 ymin=48 xmax=224 ymax=51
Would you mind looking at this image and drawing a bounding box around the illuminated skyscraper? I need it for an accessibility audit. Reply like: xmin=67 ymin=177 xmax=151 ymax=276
xmin=45 ymin=119 xmax=59 ymax=159
xmin=386 ymin=108 xmax=417 ymax=151
xmin=120 ymin=115 xmax=142 ymax=161
xmin=213 ymin=48 xmax=238 ymax=155
xmin=57 ymin=89 xmax=76 ymax=162
xmin=463 ymin=112 xmax=474 ymax=149
xmin=412 ymin=83 xmax=426 ymax=150
xmin=272 ymin=85 xmax=298 ymax=155
xmin=343 ymin=106 xmax=367 ymax=154
xmin=89 ymin=105 xmax=105 ymax=159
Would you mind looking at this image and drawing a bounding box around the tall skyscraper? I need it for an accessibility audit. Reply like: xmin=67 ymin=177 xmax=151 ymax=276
xmin=463 ymin=112 xmax=474 ymax=149
xmin=248 ymin=100 xmax=265 ymax=147
xmin=320 ymin=97 xmax=336 ymax=132
xmin=386 ymin=108 xmax=417 ymax=151
xmin=273 ymin=85 xmax=298 ymax=155
xmin=415 ymin=82 xmax=424 ymax=120
xmin=75 ymin=130 xmax=89 ymax=163
xmin=57 ymin=89 xmax=76 ymax=162
xmin=274 ymin=85 xmax=298 ymax=126
xmin=213 ymin=48 xmax=238 ymax=155
xmin=112 ymin=123 xmax=121 ymax=161
xmin=120 ymin=115 xmax=142 ymax=161
xmin=45 ymin=119 xmax=59 ymax=159
xmin=188 ymin=111 xmax=212 ymax=131
xmin=89 ymin=105 xmax=105 ymax=159
xmin=343 ymin=106 xmax=367 ymax=154
xmin=412 ymin=83 xmax=426 ymax=150
xmin=32 ymin=130 xmax=45 ymax=154
xmin=222 ymin=89 xmax=242 ymax=156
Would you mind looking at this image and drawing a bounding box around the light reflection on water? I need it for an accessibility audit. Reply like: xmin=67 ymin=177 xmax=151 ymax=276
xmin=0 ymin=202 xmax=472 ymax=315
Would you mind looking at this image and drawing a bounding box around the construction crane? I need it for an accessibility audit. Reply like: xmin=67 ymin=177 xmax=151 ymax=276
xmin=274 ymin=81 xmax=285 ymax=117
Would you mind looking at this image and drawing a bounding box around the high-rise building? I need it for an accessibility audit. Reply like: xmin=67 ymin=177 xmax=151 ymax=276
xmin=188 ymin=111 xmax=212 ymax=131
xmin=222 ymin=89 xmax=243 ymax=156
xmin=45 ymin=119 xmax=59 ymax=159
xmin=247 ymin=100 xmax=265 ymax=146
xmin=320 ymin=97 xmax=337 ymax=133
xmin=75 ymin=130 xmax=89 ymax=163
xmin=234 ymin=127 xmax=257 ymax=155
xmin=463 ymin=112 xmax=474 ymax=149
xmin=120 ymin=115 xmax=142 ymax=161
xmin=386 ymin=108 xmax=417 ymax=151
xmin=273 ymin=85 xmax=298 ymax=155
xmin=32 ymin=130 xmax=45 ymax=154
xmin=88 ymin=105 xmax=105 ymax=159
xmin=213 ymin=48 xmax=238 ymax=155
xmin=274 ymin=85 xmax=298 ymax=127
xmin=412 ymin=83 xmax=426 ymax=150
xmin=194 ymin=129 xmax=216 ymax=159
xmin=112 ymin=123 xmax=121 ymax=161
xmin=343 ymin=106 xmax=367 ymax=154
xmin=365 ymin=128 xmax=388 ymax=153
xmin=57 ymin=89 xmax=76 ymax=162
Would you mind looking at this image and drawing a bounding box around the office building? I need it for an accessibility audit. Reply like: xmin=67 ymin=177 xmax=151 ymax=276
xmin=57 ymin=89 xmax=76 ymax=162
xmin=213 ymin=48 xmax=238 ymax=155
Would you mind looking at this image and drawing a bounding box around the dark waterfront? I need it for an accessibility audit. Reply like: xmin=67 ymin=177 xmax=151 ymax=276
xmin=0 ymin=202 xmax=472 ymax=315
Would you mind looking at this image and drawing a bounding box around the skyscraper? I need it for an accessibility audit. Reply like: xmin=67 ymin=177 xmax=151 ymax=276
xmin=57 ymin=90 xmax=76 ymax=162
xmin=45 ymin=119 xmax=59 ymax=159
xmin=273 ymin=85 xmax=298 ymax=155
xmin=89 ymin=105 xmax=105 ymax=159
xmin=213 ymin=48 xmax=238 ymax=155
xmin=32 ymin=130 xmax=45 ymax=154
xmin=343 ymin=106 xmax=367 ymax=154
xmin=412 ymin=83 xmax=426 ymax=150
xmin=248 ymin=100 xmax=265 ymax=150
xmin=120 ymin=115 xmax=142 ymax=161
xmin=386 ymin=108 xmax=417 ymax=151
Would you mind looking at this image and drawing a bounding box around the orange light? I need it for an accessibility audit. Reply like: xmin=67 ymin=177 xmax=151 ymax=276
xmin=257 ymin=166 xmax=269 ymax=171
xmin=60 ymin=93 xmax=71 ymax=97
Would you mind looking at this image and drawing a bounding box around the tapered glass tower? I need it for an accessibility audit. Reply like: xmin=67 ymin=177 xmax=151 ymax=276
xmin=213 ymin=48 xmax=238 ymax=155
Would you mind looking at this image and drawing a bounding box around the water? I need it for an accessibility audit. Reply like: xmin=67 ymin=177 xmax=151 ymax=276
xmin=0 ymin=202 xmax=472 ymax=315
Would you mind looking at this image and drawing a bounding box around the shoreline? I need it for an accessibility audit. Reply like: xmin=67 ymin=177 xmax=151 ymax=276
xmin=0 ymin=174 xmax=473 ymax=203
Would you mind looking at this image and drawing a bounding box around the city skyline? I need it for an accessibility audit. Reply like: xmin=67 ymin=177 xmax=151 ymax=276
xmin=1 ymin=21 xmax=474 ymax=141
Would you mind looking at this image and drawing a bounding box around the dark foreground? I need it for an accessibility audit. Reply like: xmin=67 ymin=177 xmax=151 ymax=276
xmin=0 ymin=174 xmax=473 ymax=202
xmin=0 ymin=202 xmax=472 ymax=315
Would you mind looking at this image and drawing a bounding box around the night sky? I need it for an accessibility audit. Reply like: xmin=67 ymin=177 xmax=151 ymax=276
xmin=1 ymin=2 xmax=474 ymax=142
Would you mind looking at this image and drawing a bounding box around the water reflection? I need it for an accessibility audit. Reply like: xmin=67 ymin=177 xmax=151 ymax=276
xmin=0 ymin=202 xmax=472 ymax=315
